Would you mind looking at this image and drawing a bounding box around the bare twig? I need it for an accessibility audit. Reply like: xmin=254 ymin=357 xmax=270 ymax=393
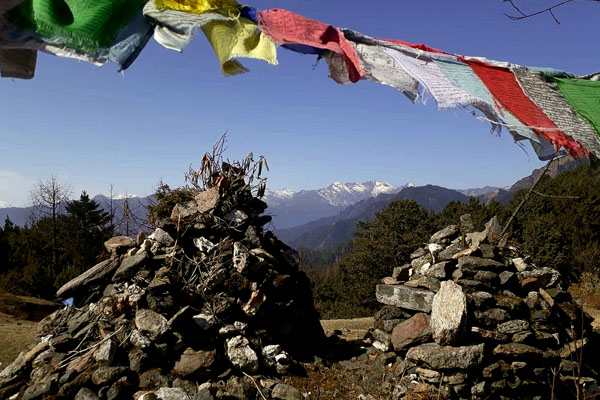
xmin=503 ymin=0 xmax=577 ymax=24
xmin=242 ymin=372 xmax=269 ymax=400
xmin=532 ymin=190 xmax=580 ymax=199
xmin=57 ymin=326 xmax=123 ymax=369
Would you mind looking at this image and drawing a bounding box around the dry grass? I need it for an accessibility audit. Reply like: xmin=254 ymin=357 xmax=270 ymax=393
xmin=320 ymin=317 xmax=373 ymax=341
xmin=0 ymin=312 xmax=38 ymax=369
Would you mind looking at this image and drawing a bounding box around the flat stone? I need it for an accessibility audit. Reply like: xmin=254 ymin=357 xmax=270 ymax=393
xmin=466 ymin=231 xmax=486 ymax=248
xmin=57 ymin=259 xmax=120 ymax=299
xmin=226 ymin=336 xmax=258 ymax=373
xmin=93 ymin=339 xmax=117 ymax=364
xmin=467 ymin=291 xmax=494 ymax=308
xmin=512 ymin=331 xmax=535 ymax=344
xmin=376 ymin=285 xmax=434 ymax=312
xmin=479 ymin=244 xmax=496 ymax=259
xmin=484 ymin=216 xmax=502 ymax=242
xmin=452 ymin=246 xmax=480 ymax=260
xmin=406 ymin=343 xmax=485 ymax=370
xmin=430 ymin=225 xmax=459 ymax=243
xmin=156 ymin=387 xmax=191 ymax=400
xmin=171 ymin=201 xmax=198 ymax=221
xmin=416 ymin=367 xmax=441 ymax=383
xmin=499 ymin=271 xmax=518 ymax=287
xmin=438 ymin=244 xmax=463 ymax=262
xmin=0 ymin=351 xmax=27 ymax=387
xmin=271 ymin=384 xmax=303 ymax=400
xmin=496 ymin=320 xmax=530 ymax=335
xmin=112 ymin=251 xmax=148 ymax=282
xmin=457 ymin=256 xmax=505 ymax=271
xmin=195 ymin=187 xmax=219 ymax=213
xmin=173 ymin=348 xmax=216 ymax=378
xmin=129 ymin=348 xmax=151 ymax=373
xmin=135 ymin=309 xmax=168 ymax=340
xmin=404 ymin=276 xmax=440 ymax=292
xmin=521 ymin=277 xmax=542 ymax=291
xmin=470 ymin=327 xmax=509 ymax=342
xmin=149 ymin=228 xmax=174 ymax=246
xmin=139 ymin=368 xmax=169 ymax=390
xmin=474 ymin=270 xmax=499 ymax=285
xmin=391 ymin=313 xmax=431 ymax=352
xmin=431 ymin=281 xmax=467 ymax=345
xmin=493 ymin=343 xmax=547 ymax=361
xmin=474 ymin=308 xmax=511 ymax=327
xmin=382 ymin=277 xmax=400 ymax=285
xmin=423 ymin=262 xmax=453 ymax=279
xmin=374 ymin=305 xmax=411 ymax=321
xmin=494 ymin=295 xmax=527 ymax=314
xmin=22 ymin=380 xmax=57 ymax=400
xmin=91 ymin=366 xmax=129 ymax=386
xmin=74 ymin=388 xmax=100 ymax=400
xmin=512 ymin=258 xmax=528 ymax=272
xmin=410 ymin=248 xmax=427 ymax=259
xmin=104 ymin=236 xmax=135 ymax=255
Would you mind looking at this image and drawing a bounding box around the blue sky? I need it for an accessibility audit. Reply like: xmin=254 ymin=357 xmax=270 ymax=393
xmin=1 ymin=0 xmax=598 ymax=206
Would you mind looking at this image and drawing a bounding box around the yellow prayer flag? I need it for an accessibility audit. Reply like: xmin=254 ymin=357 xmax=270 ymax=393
xmin=154 ymin=0 xmax=240 ymax=15
xmin=202 ymin=17 xmax=278 ymax=76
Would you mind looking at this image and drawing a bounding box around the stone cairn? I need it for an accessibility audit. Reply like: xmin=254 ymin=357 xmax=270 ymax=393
xmin=0 ymin=162 xmax=325 ymax=400
xmin=372 ymin=215 xmax=600 ymax=399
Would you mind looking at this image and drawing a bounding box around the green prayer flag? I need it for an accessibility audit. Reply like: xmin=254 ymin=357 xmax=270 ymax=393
xmin=553 ymin=77 xmax=600 ymax=137
xmin=8 ymin=0 xmax=146 ymax=53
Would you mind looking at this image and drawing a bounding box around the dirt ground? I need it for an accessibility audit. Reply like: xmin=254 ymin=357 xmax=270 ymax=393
xmin=0 ymin=312 xmax=39 ymax=369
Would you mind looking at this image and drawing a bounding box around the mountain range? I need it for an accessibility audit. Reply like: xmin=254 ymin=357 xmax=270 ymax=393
xmin=263 ymin=181 xmax=410 ymax=229
xmin=275 ymin=185 xmax=471 ymax=250
xmin=0 ymin=156 xmax=586 ymax=245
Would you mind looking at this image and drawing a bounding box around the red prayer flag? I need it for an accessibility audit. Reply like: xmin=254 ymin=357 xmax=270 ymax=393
xmin=258 ymin=9 xmax=365 ymax=83
xmin=464 ymin=58 xmax=588 ymax=158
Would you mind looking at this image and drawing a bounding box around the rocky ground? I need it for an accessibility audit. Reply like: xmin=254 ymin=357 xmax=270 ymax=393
xmin=2 ymin=309 xmax=598 ymax=400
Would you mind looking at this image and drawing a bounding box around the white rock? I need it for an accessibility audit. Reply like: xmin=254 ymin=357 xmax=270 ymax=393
xmin=226 ymin=335 xmax=259 ymax=373
xmin=233 ymin=242 xmax=250 ymax=273
xmin=193 ymin=237 xmax=215 ymax=253
xmin=430 ymin=281 xmax=467 ymax=345
xmin=512 ymin=257 xmax=528 ymax=272
xmin=155 ymin=387 xmax=190 ymax=400
xmin=148 ymin=228 xmax=174 ymax=246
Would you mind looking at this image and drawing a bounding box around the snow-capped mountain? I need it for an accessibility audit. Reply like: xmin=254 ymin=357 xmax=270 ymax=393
xmin=317 ymin=181 xmax=402 ymax=207
xmin=266 ymin=181 xmax=404 ymax=207
xmin=264 ymin=181 xmax=406 ymax=229
xmin=0 ymin=201 xmax=9 ymax=208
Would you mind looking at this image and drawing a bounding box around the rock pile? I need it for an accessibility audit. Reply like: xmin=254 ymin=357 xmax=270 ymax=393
xmin=0 ymin=162 xmax=324 ymax=400
xmin=372 ymin=216 xmax=600 ymax=399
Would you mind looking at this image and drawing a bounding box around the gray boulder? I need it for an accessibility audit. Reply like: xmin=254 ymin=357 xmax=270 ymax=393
xmin=406 ymin=343 xmax=485 ymax=370
xmin=376 ymin=284 xmax=434 ymax=312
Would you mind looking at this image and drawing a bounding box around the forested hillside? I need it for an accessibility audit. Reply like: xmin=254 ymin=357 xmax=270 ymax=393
xmin=305 ymin=164 xmax=600 ymax=318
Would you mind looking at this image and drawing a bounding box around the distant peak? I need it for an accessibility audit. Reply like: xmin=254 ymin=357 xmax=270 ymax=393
xmin=113 ymin=194 xmax=139 ymax=200
xmin=0 ymin=201 xmax=10 ymax=208
xmin=407 ymin=182 xmax=416 ymax=187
